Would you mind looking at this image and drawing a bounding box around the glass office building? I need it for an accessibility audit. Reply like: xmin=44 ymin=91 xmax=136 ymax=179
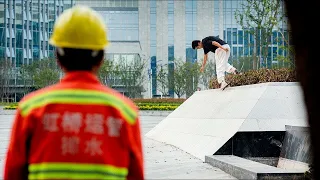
xmin=76 ymin=0 xmax=139 ymax=42
xmin=0 ymin=0 xmax=74 ymax=66
xmin=74 ymin=0 xmax=142 ymax=97
xmin=0 ymin=0 xmax=74 ymax=101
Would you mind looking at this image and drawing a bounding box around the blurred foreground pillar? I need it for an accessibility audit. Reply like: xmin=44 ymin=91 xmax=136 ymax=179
xmin=284 ymin=0 xmax=320 ymax=179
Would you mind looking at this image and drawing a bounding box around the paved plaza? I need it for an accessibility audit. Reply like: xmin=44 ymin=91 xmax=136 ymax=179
xmin=0 ymin=110 xmax=236 ymax=179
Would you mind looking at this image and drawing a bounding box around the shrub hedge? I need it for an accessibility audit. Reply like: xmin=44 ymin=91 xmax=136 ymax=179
xmin=209 ymin=68 xmax=297 ymax=89
xmin=131 ymin=98 xmax=185 ymax=111
xmin=138 ymin=104 xmax=180 ymax=111
xmin=3 ymin=105 xmax=18 ymax=110
xmin=132 ymin=98 xmax=186 ymax=103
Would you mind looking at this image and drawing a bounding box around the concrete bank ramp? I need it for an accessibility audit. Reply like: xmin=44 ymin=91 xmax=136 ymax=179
xmin=145 ymin=82 xmax=308 ymax=161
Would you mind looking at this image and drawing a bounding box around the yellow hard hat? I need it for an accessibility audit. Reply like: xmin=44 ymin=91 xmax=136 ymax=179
xmin=49 ymin=5 xmax=109 ymax=50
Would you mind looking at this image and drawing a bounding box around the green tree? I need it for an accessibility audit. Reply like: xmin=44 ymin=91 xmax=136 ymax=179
xmin=274 ymin=31 xmax=295 ymax=69
xmin=0 ymin=59 xmax=14 ymax=102
xmin=156 ymin=64 xmax=169 ymax=96
xmin=98 ymin=59 xmax=116 ymax=86
xmin=199 ymin=58 xmax=216 ymax=90
xmin=235 ymin=0 xmax=283 ymax=69
xmin=232 ymin=56 xmax=256 ymax=72
xmin=275 ymin=45 xmax=294 ymax=68
xmin=22 ymin=59 xmax=61 ymax=89
xmin=155 ymin=60 xmax=200 ymax=98
xmin=172 ymin=60 xmax=186 ymax=98
xmin=117 ymin=57 xmax=146 ymax=98
xmin=18 ymin=65 xmax=34 ymax=99
xmin=185 ymin=61 xmax=200 ymax=97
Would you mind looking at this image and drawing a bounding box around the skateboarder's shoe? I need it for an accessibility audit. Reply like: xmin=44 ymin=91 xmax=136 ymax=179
xmin=232 ymin=69 xmax=243 ymax=75
xmin=220 ymin=81 xmax=230 ymax=90
xmin=230 ymin=67 xmax=242 ymax=75
xmin=234 ymin=69 xmax=242 ymax=75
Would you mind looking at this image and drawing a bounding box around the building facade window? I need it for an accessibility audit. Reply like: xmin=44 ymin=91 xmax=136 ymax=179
xmin=16 ymin=48 xmax=23 ymax=67
xmin=75 ymin=0 xmax=138 ymax=8
xmin=0 ymin=1 xmax=5 ymax=58
xmin=0 ymin=27 xmax=4 ymax=47
xmin=185 ymin=0 xmax=197 ymax=62
xmin=238 ymin=30 xmax=243 ymax=44
xmin=150 ymin=0 xmax=157 ymax=96
xmin=98 ymin=10 xmax=138 ymax=41
xmin=2 ymin=0 xmax=74 ymax=65
xmin=168 ymin=0 xmax=174 ymax=97
xmin=232 ymin=28 xmax=237 ymax=44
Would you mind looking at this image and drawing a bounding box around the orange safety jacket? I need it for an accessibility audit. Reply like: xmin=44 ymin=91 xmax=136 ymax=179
xmin=4 ymin=71 xmax=144 ymax=180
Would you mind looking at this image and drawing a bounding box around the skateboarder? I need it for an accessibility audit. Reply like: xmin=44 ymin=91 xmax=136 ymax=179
xmin=192 ymin=36 xmax=240 ymax=90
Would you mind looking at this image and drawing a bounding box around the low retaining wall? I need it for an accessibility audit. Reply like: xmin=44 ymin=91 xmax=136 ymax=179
xmin=0 ymin=107 xmax=16 ymax=115
xmin=139 ymin=110 xmax=172 ymax=117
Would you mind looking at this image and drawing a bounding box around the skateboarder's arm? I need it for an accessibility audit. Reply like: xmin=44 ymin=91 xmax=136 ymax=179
xmin=201 ymin=54 xmax=208 ymax=70
xmin=4 ymin=109 xmax=30 ymax=180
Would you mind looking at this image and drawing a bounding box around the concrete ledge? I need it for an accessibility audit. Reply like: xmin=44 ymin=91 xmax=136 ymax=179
xmin=205 ymin=155 xmax=305 ymax=180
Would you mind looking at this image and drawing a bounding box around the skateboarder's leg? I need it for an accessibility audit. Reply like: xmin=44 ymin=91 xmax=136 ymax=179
xmin=215 ymin=48 xmax=229 ymax=90
xmin=226 ymin=64 xmax=241 ymax=74
xmin=222 ymin=44 xmax=241 ymax=75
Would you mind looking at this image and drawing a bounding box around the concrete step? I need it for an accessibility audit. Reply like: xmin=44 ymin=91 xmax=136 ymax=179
xmin=205 ymin=155 xmax=305 ymax=180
